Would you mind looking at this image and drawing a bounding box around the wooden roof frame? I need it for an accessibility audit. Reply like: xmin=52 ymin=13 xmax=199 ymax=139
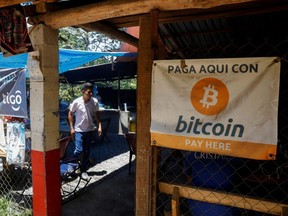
xmin=2 ymin=0 xmax=288 ymax=49
xmin=2 ymin=1 xmax=283 ymax=28
xmin=1 ymin=0 xmax=269 ymax=26
xmin=2 ymin=1 xmax=288 ymax=216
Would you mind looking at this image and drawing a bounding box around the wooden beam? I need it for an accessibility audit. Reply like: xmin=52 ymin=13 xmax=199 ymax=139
xmin=282 ymin=207 xmax=288 ymax=216
xmin=27 ymin=0 xmax=265 ymax=29
xmin=135 ymin=14 xmax=153 ymax=216
xmin=171 ymin=187 xmax=180 ymax=216
xmin=150 ymin=10 xmax=159 ymax=216
xmin=0 ymin=0 xmax=33 ymax=7
xmin=77 ymin=21 xmax=139 ymax=48
xmin=105 ymin=15 xmax=140 ymax=28
xmin=150 ymin=9 xmax=159 ymax=55
xmin=106 ymin=0 xmax=288 ymax=28
xmin=158 ymin=0 xmax=288 ymax=24
xmin=36 ymin=1 xmax=47 ymax=13
xmin=159 ymin=182 xmax=288 ymax=215
xmin=0 ymin=0 xmax=57 ymax=8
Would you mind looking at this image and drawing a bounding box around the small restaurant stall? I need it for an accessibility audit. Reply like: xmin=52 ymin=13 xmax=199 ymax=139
xmin=59 ymin=60 xmax=137 ymax=136
xmin=1 ymin=1 xmax=288 ymax=216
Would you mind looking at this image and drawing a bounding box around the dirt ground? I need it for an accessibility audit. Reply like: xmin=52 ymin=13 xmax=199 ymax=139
xmin=61 ymin=133 xmax=136 ymax=216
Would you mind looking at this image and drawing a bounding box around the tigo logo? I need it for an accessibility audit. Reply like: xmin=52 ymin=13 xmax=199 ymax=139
xmin=2 ymin=90 xmax=23 ymax=111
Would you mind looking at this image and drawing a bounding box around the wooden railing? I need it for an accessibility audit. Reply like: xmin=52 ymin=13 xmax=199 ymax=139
xmin=158 ymin=182 xmax=288 ymax=216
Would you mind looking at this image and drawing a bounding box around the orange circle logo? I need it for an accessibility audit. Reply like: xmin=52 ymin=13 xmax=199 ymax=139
xmin=191 ymin=78 xmax=229 ymax=116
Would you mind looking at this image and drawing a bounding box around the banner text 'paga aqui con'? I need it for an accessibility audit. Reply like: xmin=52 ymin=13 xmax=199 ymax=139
xmin=150 ymin=57 xmax=280 ymax=160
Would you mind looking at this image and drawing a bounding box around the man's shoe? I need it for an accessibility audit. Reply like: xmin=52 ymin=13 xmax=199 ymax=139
xmin=75 ymin=168 xmax=81 ymax=174
xmin=81 ymin=172 xmax=89 ymax=180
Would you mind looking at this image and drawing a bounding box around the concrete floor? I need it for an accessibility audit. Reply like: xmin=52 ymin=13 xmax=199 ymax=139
xmin=61 ymin=133 xmax=136 ymax=216
xmin=62 ymin=165 xmax=135 ymax=216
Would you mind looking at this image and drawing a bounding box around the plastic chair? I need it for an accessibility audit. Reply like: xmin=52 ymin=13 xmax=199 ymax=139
xmin=124 ymin=133 xmax=136 ymax=174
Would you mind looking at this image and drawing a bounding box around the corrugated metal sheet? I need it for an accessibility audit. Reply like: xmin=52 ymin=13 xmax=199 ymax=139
xmin=159 ymin=10 xmax=288 ymax=59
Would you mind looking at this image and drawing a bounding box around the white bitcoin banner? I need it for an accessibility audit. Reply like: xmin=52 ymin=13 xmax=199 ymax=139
xmin=151 ymin=57 xmax=280 ymax=160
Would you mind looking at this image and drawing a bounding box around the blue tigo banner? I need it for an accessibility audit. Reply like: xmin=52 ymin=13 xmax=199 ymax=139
xmin=0 ymin=68 xmax=27 ymax=117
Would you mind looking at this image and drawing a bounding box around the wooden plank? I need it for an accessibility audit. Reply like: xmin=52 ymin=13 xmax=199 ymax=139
xmin=135 ymin=15 xmax=153 ymax=216
xmin=36 ymin=1 xmax=47 ymax=13
xmin=78 ymin=21 xmax=139 ymax=48
xmin=282 ymin=207 xmax=288 ymax=216
xmin=151 ymin=146 xmax=158 ymax=216
xmin=0 ymin=0 xmax=33 ymax=7
xmin=106 ymin=1 xmax=288 ymax=28
xmin=27 ymin=0 xmax=265 ymax=29
xmin=171 ymin=187 xmax=180 ymax=216
xmin=150 ymin=9 xmax=159 ymax=52
xmin=0 ymin=0 xmax=57 ymax=8
xmin=159 ymin=182 xmax=288 ymax=215
xmin=150 ymin=9 xmax=159 ymax=216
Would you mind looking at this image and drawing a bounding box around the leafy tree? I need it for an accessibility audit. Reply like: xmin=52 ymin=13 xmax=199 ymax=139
xmin=58 ymin=27 xmax=121 ymax=66
xmin=59 ymin=27 xmax=121 ymax=101
xmin=58 ymin=27 xmax=136 ymax=103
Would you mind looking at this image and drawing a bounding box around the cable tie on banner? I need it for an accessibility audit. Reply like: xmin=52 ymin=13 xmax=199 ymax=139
xmin=273 ymin=57 xmax=282 ymax=63
xmin=269 ymin=153 xmax=276 ymax=159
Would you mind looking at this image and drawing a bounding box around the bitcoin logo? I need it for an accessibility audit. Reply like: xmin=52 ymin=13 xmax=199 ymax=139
xmin=191 ymin=78 xmax=229 ymax=115
xmin=200 ymin=84 xmax=218 ymax=108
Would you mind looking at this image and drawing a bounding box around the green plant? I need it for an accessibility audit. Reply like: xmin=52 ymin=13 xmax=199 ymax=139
xmin=0 ymin=197 xmax=9 ymax=216
xmin=0 ymin=196 xmax=14 ymax=216
xmin=0 ymin=197 xmax=32 ymax=216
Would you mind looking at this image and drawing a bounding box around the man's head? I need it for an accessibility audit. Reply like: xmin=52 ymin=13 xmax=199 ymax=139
xmin=81 ymin=82 xmax=93 ymax=102
xmin=81 ymin=82 xmax=93 ymax=91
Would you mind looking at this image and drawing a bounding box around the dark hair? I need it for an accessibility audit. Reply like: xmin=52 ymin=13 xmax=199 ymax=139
xmin=81 ymin=82 xmax=93 ymax=91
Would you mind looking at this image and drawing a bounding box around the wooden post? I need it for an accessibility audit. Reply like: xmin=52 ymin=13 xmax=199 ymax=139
xmin=150 ymin=9 xmax=159 ymax=216
xmin=159 ymin=182 xmax=288 ymax=215
xmin=135 ymin=15 xmax=153 ymax=216
xmin=282 ymin=207 xmax=288 ymax=216
xmin=172 ymin=187 xmax=180 ymax=216
xmin=28 ymin=24 xmax=61 ymax=216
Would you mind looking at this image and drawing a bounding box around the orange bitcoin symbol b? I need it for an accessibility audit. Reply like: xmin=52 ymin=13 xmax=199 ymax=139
xmin=191 ymin=78 xmax=229 ymax=116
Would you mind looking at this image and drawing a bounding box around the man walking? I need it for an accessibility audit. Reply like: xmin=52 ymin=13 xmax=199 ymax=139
xmin=68 ymin=82 xmax=102 ymax=179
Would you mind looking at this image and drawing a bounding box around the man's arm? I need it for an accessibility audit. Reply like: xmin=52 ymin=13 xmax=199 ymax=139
xmin=95 ymin=111 xmax=102 ymax=136
xmin=68 ymin=110 xmax=75 ymax=135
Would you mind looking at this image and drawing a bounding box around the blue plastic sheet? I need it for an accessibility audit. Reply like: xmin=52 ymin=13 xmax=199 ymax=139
xmin=0 ymin=49 xmax=137 ymax=73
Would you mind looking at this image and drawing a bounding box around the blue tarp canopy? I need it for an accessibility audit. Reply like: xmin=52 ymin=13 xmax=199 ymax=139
xmin=0 ymin=49 xmax=137 ymax=73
